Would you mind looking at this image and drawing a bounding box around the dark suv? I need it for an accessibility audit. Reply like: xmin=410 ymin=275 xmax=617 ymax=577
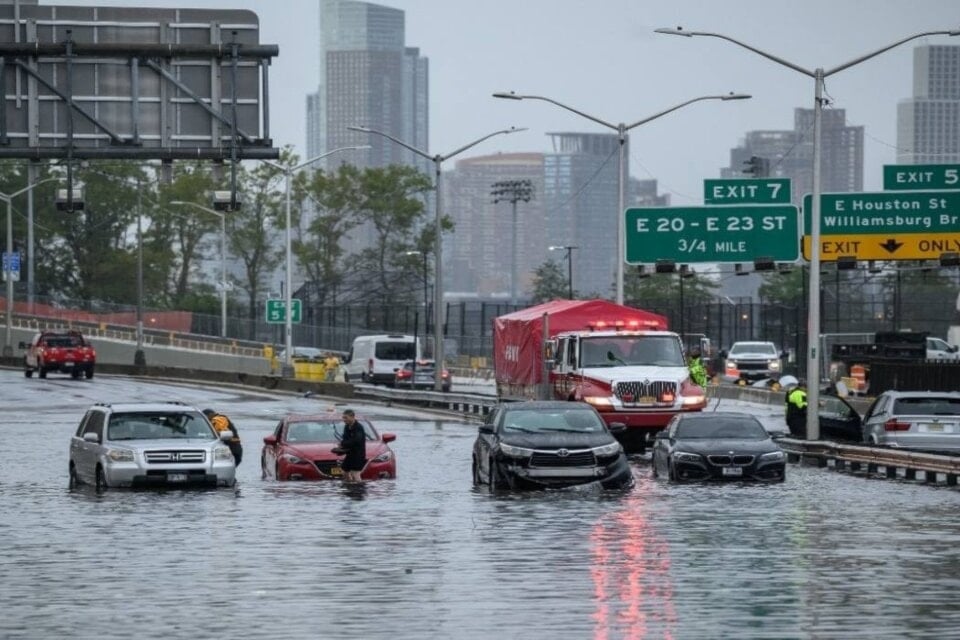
xmin=472 ymin=401 xmax=633 ymax=491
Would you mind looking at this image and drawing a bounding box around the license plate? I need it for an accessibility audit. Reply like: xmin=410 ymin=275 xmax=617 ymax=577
xmin=722 ymin=466 xmax=743 ymax=477
xmin=923 ymin=423 xmax=944 ymax=432
xmin=638 ymin=396 xmax=656 ymax=404
xmin=328 ymin=466 xmax=343 ymax=477
xmin=168 ymin=473 xmax=188 ymax=482
xmin=64 ymin=361 xmax=74 ymax=367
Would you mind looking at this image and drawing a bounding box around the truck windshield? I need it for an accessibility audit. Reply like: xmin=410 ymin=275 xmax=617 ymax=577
xmin=581 ymin=336 xmax=684 ymax=367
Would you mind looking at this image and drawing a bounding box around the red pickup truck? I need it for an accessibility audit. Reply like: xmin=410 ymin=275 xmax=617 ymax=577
xmin=21 ymin=330 xmax=96 ymax=379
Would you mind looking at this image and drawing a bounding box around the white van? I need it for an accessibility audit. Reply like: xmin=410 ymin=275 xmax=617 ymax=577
xmin=343 ymin=334 xmax=419 ymax=385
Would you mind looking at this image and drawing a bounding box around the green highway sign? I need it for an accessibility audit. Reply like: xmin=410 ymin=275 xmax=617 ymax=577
xmin=802 ymin=191 xmax=960 ymax=234
xmin=703 ymin=178 xmax=791 ymax=205
xmin=265 ymin=298 xmax=302 ymax=324
xmin=883 ymin=164 xmax=960 ymax=191
xmin=625 ymin=205 xmax=799 ymax=264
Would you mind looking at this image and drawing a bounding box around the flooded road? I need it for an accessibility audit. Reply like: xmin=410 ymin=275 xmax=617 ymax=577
xmin=1 ymin=370 xmax=959 ymax=639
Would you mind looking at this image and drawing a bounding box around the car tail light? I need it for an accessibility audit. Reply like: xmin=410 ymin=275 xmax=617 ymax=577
xmin=884 ymin=419 xmax=911 ymax=432
xmin=396 ymin=369 xmax=411 ymax=380
xmin=441 ymin=369 xmax=450 ymax=379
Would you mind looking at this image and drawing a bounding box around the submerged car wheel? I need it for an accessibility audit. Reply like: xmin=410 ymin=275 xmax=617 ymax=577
xmin=95 ymin=465 xmax=108 ymax=491
xmin=472 ymin=456 xmax=482 ymax=486
xmin=488 ymin=457 xmax=510 ymax=491
xmin=69 ymin=462 xmax=82 ymax=488
xmin=39 ymin=368 xmax=47 ymax=379
xmin=24 ymin=367 xmax=32 ymax=378
xmin=667 ymin=459 xmax=678 ymax=481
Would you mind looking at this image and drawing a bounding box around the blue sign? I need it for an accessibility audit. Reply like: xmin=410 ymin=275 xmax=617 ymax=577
xmin=2 ymin=251 xmax=20 ymax=271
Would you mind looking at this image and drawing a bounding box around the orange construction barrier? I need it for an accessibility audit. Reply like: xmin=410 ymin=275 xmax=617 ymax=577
xmin=850 ymin=364 xmax=867 ymax=393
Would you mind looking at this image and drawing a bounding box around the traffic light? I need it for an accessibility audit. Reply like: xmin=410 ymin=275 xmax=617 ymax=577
xmin=742 ymin=155 xmax=769 ymax=177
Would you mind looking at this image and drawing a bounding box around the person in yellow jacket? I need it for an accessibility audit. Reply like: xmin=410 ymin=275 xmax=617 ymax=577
xmin=785 ymin=379 xmax=808 ymax=437
xmin=203 ymin=408 xmax=243 ymax=465
xmin=687 ymin=347 xmax=709 ymax=388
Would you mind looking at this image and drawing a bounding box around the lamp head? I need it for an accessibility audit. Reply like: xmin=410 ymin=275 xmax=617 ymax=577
xmin=722 ymin=93 xmax=752 ymax=101
xmin=654 ymin=27 xmax=692 ymax=37
xmin=492 ymin=91 xmax=523 ymax=100
xmin=347 ymin=125 xmax=371 ymax=133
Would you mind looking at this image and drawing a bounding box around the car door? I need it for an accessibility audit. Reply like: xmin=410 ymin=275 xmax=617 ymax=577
xmin=262 ymin=420 xmax=285 ymax=477
xmin=75 ymin=411 xmax=105 ymax=482
xmin=652 ymin=416 xmax=679 ymax=474
xmin=861 ymin=395 xmax=890 ymax=443
xmin=927 ymin=338 xmax=958 ymax=361
xmin=817 ymin=394 xmax=862 ymax=440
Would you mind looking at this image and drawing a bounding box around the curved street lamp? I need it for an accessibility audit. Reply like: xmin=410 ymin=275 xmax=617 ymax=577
xmin=261 ymin=145 xmax=369 ymax=376
xmin=347 ymin=125 xmax=526 ymax=390
xmin=493 ymin=90 xmax=750 ymax=306
xmin=656 ymin=25 xmax=960 ymax=441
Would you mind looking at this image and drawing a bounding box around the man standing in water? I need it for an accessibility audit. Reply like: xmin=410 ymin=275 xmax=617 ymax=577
xmin=338 ymin=409 xmax=366 ymax=482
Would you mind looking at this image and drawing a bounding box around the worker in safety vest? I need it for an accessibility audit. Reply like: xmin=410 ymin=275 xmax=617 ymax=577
xmin=784 ymin=379 xmax=808 ymax=437
xmin=687 ymin=347 xmax=709 ymax=388
xmin=203 ymin=408 xmax=243 ymax=465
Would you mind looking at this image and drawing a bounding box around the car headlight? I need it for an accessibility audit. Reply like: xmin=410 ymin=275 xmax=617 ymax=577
xmin=768 ymin=360 xmax=781 ymax=370
xmin=682 ymin=394 xmax=706 ymax=406
xmin=673 ymin=451 xmax=703 ymax=463
xmin=726 ymin=360 xmax=737 ymax=368
xmin=372 ymin=450 xmax=393 ymax=463
xmin=593 ymin=441 xmax=622 ymax=457
xmin=280 ymin=453 xmax=307 ymax=464
xmin=583 ymin=396 xmax=613 ymax=408
xmin=760 ymin=450 xmax=785 ymax=461
xmin=498 ymin=442 xmax=535 ymax=458
xmin=106 ymin=448 xmax=135 ymax=462
xmin=214 ymin=446 xmax=235 ymax=461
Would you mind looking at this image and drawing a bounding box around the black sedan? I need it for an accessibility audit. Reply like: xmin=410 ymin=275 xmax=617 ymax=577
xmin=652 ymin=412 xmax=786 ymax=482
xmin=472 ymin=401 xmax=634 ymax=491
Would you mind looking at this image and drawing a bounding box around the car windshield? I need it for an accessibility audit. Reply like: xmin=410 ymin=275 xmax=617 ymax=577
xmin=107 ymin=412 xmax=213 ymax=440
xmin=285 ymin=419 xmax=378 ymax=442
xmin=581 ymin=336 xmax=684 ymax=367
xmin=676 ymin=417 xmax=768 ymax=440
xmin=892 ymin=397 xmax=960 ymax=416
xmin=501 ymin=408 xmax=605 ymax=433
xmin=730 ymin=343 xmax=777 ymax=356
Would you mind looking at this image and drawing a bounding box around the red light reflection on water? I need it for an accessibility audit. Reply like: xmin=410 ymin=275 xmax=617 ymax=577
xmin=591 ymin=493 xmax=676 ymax=640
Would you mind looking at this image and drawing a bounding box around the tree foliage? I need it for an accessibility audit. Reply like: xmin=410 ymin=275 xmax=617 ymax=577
xmin=531 ymin=260 xmax=570 ymax=303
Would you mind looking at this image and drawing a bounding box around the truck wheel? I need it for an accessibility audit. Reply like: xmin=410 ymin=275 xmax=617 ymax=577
xmin=85 ymin=367 xmax=94 ymax=380
xmin=39 ymin=368 xmax=47 ymax=379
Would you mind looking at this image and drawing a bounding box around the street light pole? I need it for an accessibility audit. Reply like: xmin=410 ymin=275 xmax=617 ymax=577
xmin=348 ymin=125 xmax=525 ymax=391
xmin=261 ymin=145 xmax=369 ymax=377
xmin=2 ymin=178 xmax=57 ymax=357
xmin=494 ymin=91 xmax=749 ymax=305
xmin=136 ymin=177 xmax=145 ymax=365
xmin=170 ymin=200 xmax=229 ymax=340
xmin=655 ymin=25 xmax=960 ymax=441
xmin=549 ymin=245 xmax=578 ymax=299
xmin=404 ymin=250 xmax=429 ymax=333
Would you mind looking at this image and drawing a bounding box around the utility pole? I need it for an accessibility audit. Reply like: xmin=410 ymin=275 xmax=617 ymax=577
xmin=491 ymin=179 xmax=534 ymax=305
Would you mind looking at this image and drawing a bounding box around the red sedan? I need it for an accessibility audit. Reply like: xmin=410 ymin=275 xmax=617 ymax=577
xmin=261 ymin=413 xmax=397 ymax=481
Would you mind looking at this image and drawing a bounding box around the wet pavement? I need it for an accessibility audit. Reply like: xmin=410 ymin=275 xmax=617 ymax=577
xmin=1 ymin=369 xmax=959 ymax=639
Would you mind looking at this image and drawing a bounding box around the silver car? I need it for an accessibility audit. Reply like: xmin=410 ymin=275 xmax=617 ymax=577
xmin=861 ymin=391 xmax=960 ymax=451
xmin=69 ymin=402 xmax=237 ymax=490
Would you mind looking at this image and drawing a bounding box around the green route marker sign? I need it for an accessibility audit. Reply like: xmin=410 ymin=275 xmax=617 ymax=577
xmin=625 ymin=205 xmax=799 ymax=264
xmin=265 ymin=298 xmax=302 ymax=324
xmin=802 ymin=191 xmax=960 ymax=234
xmin=703 ymin=178 xmax=791 ymax=204
xmin=883 ymin=164 xmax=960 ymax=191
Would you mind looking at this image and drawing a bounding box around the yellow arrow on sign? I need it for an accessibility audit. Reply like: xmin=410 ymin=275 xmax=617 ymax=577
xmin=802 ymin=233 xmax=960 ymax=261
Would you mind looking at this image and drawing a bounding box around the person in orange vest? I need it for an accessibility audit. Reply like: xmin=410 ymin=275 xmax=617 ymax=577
xmin=203 ymin=408 xmax=243 ymax=465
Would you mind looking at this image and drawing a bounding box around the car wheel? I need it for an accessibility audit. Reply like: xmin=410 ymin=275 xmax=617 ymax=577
xmin=488 ymin=457 xmax=510 ymax=491
xmin=71 ymin=369 xmax=81 ymax=379
xmin=667 ymin=459 xmax=677 ymax=481
xmin=85 ymin=367 xmax=94 ymax=380
xmin=472 ymin=456 xmax=482 ymax=486
xmin=95 ymin=465 xmax=108 ymax=491
xmin=39 ymin=367 xmax=47 ymax=379
xmin=69 ymin=462 xmax=82 ymax=488
xmin=24 ymin=367 xmax=32 ymax=378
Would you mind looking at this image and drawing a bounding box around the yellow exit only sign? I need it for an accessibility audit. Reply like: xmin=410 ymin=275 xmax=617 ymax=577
xmin=802 ymin=233 xmax=960 ymax=261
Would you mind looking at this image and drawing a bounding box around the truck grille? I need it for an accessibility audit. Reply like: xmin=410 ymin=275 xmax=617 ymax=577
xmin=144 ymin=450 xmax=206 ymax=464
xmin=614 ymin=380 xmax=676 ymax=405
xmin=530 ymin=450 xmax=596 ymax=467
xmin=734 ymin=361 xmax=768 ymax=371
xmin=708 ymin=455 xmax=754 ymax=466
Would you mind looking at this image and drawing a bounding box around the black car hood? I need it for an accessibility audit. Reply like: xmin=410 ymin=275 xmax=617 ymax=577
xmin=500 ymin=432 xmax=616 ymax=450
xmin=674 ymin=438 xmax=779 ymax=455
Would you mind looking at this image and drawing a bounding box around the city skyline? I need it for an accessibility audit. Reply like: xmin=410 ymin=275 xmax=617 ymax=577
xmin=50 ymin=0 xmax=960 ymax=206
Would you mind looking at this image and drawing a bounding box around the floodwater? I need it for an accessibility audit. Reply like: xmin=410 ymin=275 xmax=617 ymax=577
xmin=1 ymin=370 xmax=959 ymax=639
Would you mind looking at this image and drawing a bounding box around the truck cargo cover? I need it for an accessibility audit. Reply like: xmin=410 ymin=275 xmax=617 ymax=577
xmin=493 ymin=299 xmax=669 ymax=385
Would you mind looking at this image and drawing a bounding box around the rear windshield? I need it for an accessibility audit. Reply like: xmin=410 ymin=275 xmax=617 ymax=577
xmin=892 ymin=397 xmax=960 ymax=416
xmin=676 ymin=417 xmax=768 ymax=440
xmin=43 ymin=335 xmax=83 ymax=348
xmin=285 ymin=420 xmax=377 ymax=443
xmin=375 ymin=342 xmax=416 ymax=360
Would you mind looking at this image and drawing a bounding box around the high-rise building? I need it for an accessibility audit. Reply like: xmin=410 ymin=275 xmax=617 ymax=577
xmin=305 ymin=0 xmax=429 ymax=256
xmin=897 ymin=45 xmax=960 ymax=164
xmin=718 ymin=108 xmax=863 ymax=301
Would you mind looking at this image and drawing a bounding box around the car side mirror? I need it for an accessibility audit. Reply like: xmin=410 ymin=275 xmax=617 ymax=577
xmin=950 ymin=345 xmax=959 ymax=353
xmin=83 ymin=432 xmax=99 ymax=444
xmin=654 ymin=430 xmax=669 ymax=440
xmin=607 ymin=422 xmax=627 ymax=434
xmin=478 ymin=424 xmax=494 ymax=434
xmin=263 ymin=434 xmax=277 ymax=446
xmin=381 ymin=432 xmax=397 ymax=443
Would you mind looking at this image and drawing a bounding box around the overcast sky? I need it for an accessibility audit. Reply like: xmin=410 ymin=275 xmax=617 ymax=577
xmin=53 ymin=0 xmax=960 ymax=203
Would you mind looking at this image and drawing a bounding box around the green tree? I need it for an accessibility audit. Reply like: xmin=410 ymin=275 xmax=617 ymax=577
xmin=531 ymin=260 xmax=569 ymax=303
xmin=623 ymin=269 xmax=718 ymax=308
xmin=758 ymin=267 xmax=805 ymax=305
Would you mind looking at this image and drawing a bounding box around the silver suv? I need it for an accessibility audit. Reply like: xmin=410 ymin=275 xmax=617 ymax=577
xmin=69 ymin=402 xmax=237 ymax=490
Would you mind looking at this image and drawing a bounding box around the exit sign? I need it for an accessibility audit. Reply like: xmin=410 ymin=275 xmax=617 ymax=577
xmin=265 ymin=298 xmax=302 ymax=324
xmin=883 ymin=164 xmax=960 ymax=191
xmin=625 ymin=205 xmax=799 ymax=264
xmin=703 ymin=178 xmax=791 ymax=204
